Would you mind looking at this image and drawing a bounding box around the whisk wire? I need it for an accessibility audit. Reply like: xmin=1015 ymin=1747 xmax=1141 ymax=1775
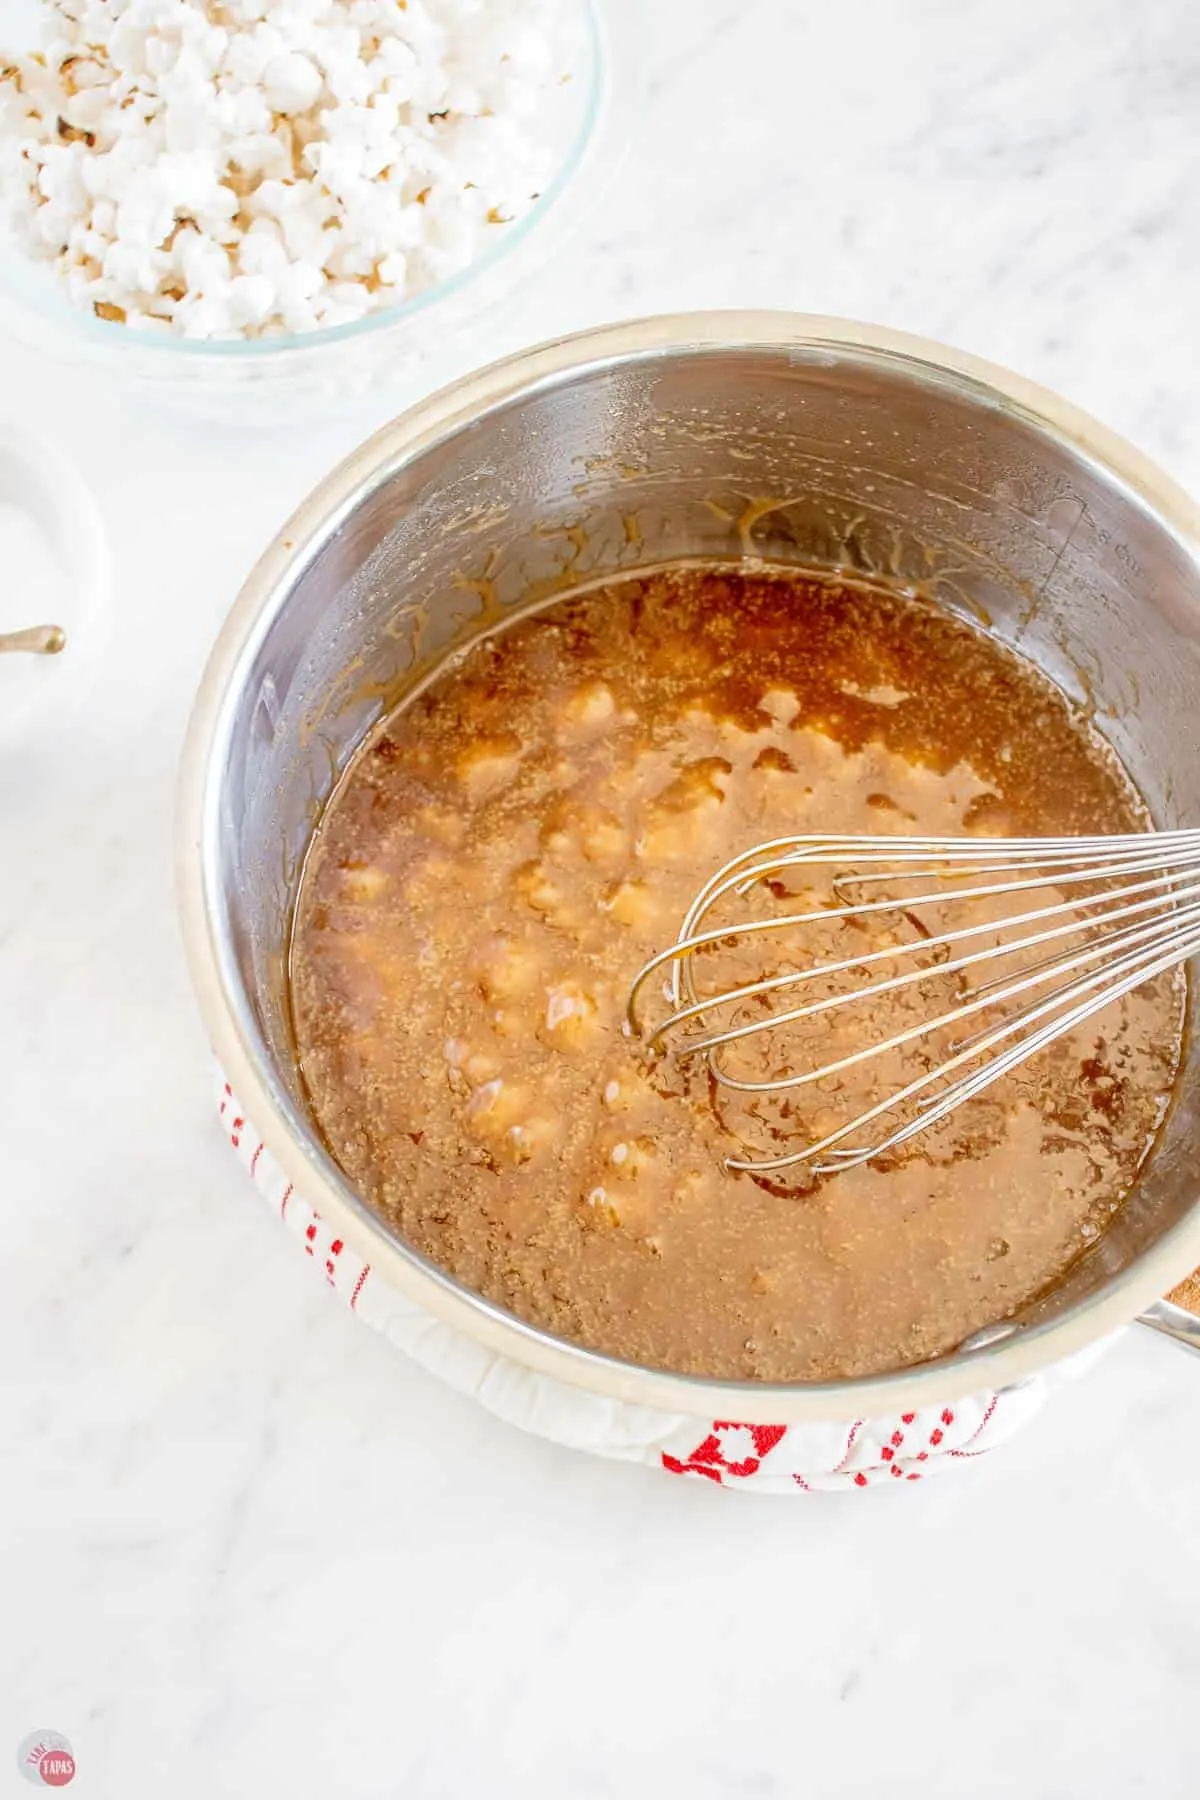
xmin=727 ymin=919 xmax=1200 ymax=1175
xmin=642 ymin=873 xmax=1200 ymax=1065
xmin=628 ymin=829 xmax=1200 ymax=1176
xmin=710 ymin=894 xmax=1200 ymax=1100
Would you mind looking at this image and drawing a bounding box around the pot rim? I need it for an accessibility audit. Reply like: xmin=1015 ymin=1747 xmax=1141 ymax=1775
xmin=177 ymin=309 xmax=1200 ymax=1424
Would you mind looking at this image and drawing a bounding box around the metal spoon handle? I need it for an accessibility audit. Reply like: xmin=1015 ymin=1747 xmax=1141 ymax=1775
xmin=0 ymin=623 xmax=66 ymax=655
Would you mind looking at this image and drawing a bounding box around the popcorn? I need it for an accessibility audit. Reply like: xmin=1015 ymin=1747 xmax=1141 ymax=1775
xmin=261 ymin=51 xmax=321 ymax=114
xmin=0 ymin=0 xmax=570 ymax=339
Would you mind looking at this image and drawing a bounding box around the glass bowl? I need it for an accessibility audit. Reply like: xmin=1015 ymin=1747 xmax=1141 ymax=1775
xmin=0 ymin=0 xmax=607 ymax=423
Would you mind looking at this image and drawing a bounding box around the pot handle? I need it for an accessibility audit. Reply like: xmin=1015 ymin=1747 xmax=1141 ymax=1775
xmin=1138 ymin=1298 xmax=1200 ymax=1355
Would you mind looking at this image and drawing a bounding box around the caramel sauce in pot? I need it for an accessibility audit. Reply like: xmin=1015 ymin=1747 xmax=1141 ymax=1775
xmin=290 ymin=569 xmax=1183 ymax=1380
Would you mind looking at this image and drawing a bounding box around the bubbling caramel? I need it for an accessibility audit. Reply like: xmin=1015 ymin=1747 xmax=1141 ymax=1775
xmin=290 ymin=569 xmax=1183 ymax=1380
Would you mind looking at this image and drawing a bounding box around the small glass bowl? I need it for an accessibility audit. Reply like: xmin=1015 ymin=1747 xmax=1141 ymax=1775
xmin=0 ymin=0 xmax=607 ymax=422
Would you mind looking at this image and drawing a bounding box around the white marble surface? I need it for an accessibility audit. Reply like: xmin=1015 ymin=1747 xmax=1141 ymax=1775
xmin=5 ymin=0 xmax=1200 ymax=1793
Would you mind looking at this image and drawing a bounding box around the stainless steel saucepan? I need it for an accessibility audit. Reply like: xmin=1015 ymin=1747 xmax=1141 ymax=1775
xmin=178 ymin=312 xmax=1200 ymax=1424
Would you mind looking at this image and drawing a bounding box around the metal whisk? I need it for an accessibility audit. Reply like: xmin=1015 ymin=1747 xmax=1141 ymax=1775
xmin=626 ymin=830 xmax=1200 ymax=1176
